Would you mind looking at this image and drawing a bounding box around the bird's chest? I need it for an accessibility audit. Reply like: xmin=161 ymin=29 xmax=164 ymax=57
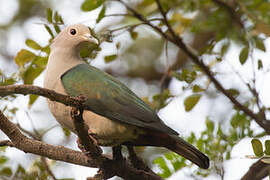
xmin=48 ymin=100 xmax=142 ymax=146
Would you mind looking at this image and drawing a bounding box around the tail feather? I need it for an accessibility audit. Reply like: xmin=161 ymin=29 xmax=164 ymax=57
xmin=124 ymin=132 xmax=209 ymax=169
xmin=166 ymin=135 xmax=209 ymax=169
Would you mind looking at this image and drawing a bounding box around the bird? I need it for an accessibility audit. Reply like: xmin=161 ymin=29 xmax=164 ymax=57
xmin=44 ymin=24 xmax=209 ymax=169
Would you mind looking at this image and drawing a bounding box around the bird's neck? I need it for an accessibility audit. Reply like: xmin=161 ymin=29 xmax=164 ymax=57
xmin=44 ymin=47 xmax=86 ymax=90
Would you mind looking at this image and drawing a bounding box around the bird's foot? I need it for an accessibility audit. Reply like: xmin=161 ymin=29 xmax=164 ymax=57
xmin=87 ymin=129 xmax=99 ymax=144
xmin=76 ymin=133 xmax=103 ymax=156
xmin=112 ymin=145 xmax=124 ymax=161
xmin=76 ymin=139 xmax=89 ymax=154
xmin=127 ymin=146 xmax=152 ymax=172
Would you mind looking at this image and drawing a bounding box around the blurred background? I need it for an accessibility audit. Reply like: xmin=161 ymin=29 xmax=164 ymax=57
xmin=0 ymin=0 xmax=270 ymax=179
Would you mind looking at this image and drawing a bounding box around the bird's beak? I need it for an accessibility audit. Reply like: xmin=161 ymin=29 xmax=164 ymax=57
xmin=83 ymin=34 xmax=99 ymax=45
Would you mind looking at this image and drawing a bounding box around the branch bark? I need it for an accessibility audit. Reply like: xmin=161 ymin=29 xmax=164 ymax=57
xmin=241 ymin=159 xmax=270 ymax=180
xmin=0 ymin=110 xmax=98 ymax=167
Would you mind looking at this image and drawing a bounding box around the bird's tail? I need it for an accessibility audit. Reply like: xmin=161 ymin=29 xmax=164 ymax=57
xmin=166 ymin=135 xmax=209 ymax=169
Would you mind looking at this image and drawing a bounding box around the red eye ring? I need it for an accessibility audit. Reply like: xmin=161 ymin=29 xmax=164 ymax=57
xmin=70 ymin=29 xmax=76 ymax=35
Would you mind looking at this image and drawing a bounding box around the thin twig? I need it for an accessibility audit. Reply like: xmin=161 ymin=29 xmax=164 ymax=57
xmin=155 ymin=0 xmax=176 ymax=38
xmin=109 ymin=23 xmax=146 ymax=33
xmin=105 ymin=13 xmax=132 ymax=18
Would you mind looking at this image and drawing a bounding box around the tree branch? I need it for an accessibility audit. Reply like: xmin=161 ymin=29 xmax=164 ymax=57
xmin=0 ymin=140 xmax=13 ymax=147
xmin=116 ymin=0 xmax=270 ymax=134
xmin=241 ymin=159 xmax=270 ymax=180
xmin=0 ymin=110 xmax=98 ymax=167
xmin=0 ymin=85 xmax=89 ymax=111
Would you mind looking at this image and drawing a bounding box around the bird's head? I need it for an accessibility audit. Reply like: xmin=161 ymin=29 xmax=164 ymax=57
xmin=51 ymin=24 xmax=99 ymax=50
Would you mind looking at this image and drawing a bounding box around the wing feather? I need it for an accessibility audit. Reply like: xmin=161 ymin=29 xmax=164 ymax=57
xmin=61 ymin=64 xmax=178 ymax=135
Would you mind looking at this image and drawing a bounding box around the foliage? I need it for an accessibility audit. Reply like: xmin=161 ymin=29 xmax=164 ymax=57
xmin=1 ymin=0 xmax=270 ymax=179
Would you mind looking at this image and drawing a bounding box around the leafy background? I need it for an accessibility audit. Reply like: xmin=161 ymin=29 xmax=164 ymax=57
xmin=0 ymin=0 xmax=270 ymax=179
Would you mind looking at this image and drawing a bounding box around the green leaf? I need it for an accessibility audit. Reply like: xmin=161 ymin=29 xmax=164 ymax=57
xmin=116 ymin=42 xmax=121 ymax=49
xmin=255 ymin=37 xmax=266 ymax=52
xmin=47 ymin=8 xmax=53 ymax=23
xmin=44 ymin=24 xmax=54 ymax=38
xmin=164 ymin=153 xmax=185 ymax=171
xmin=53 ymin=24 xmax=60 ymax=34
xmin=221 ymin=42 xmax=230 ymax=56
xmin=265 ymin=140 xmax=270 ymax=155
xmin=96 ymin=6 xmax=106 ymax=23
xmin=54 ymin=11 xmax=60 ymax=23
xmin=33 ymin=56 xmax=48 ymax=68
xmin=104 ymin=54 xmax=117 ymax=63
xmin=192 ymin=85 xmax=205 ymax=93
xmin=251 ymin=138 xmax=263 ymax=157
xmin=0 ymin=156 xmax=8 ymax=164
xmin=239 ymin=46 xmax=249 ymax=65
xmin=173 ymin=69 xmax=197 ymax=83
xmin=153 ymin=157 xmax=172 ymax=178
xmin=258 ymin=59 xmax=263 ymax=70
xmin=14 ymin=49 xmax=36 ymax=67
xmin=231 ymin=112 xmax=246 ymax=128
xmin=41 ymin=45 xmax=50 ymax=54
xmin=80 ymin=43 xmax=100 ymax=59
xmin=0 ymin=167 xmax=12 ymax=176
xmin=59 ymin=16 xmax=64 ymax=24
xmin=62 ymin=127 xmax=71 ymax=137
xmin=22 ymin=65 xmax=43 ymax=85
xmin=196 ymin=138 xmax=203 ymax=150
xmin=226 ymin=88 xmax=239 ymax=97
xmin=14 ymin=164 xmax=25 ymax=175
xmin=206 ymin=118 xmax=214 ymax=132
xmin=184 ymin=94 xmax=202 ymax=112
xmin=130 ymin=31 xmax=138 ymax=40
xmin=81 ymin=0 xmax=105 ymax=11
xmin=29 ymin=94 xmax=38 ymax=108
xmin=25 ymin=39 xmax=42 ymax=50
xmin=152 ymin=89 xmax=171 ymax=110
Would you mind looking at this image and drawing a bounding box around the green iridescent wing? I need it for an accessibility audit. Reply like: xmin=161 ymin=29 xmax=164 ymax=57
xmin=61 ymin=64 xmax=178 ymax=135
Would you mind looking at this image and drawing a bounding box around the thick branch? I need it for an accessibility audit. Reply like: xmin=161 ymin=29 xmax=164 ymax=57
xmin=0 ymin=111 xmax=98 ymax=167
xmin=0 ymin=85 xmax=90 ymax=110
xmin=241 ymin=159 xmax=270 ymax=180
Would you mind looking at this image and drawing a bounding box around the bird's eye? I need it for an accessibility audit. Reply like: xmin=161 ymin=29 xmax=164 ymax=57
xmin=70 ymin=29 xmax=76 ymax=35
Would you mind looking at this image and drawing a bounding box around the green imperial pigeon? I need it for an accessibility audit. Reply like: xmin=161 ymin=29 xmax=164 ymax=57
xmin=44 ymin=24 xmax=209 ymax=169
